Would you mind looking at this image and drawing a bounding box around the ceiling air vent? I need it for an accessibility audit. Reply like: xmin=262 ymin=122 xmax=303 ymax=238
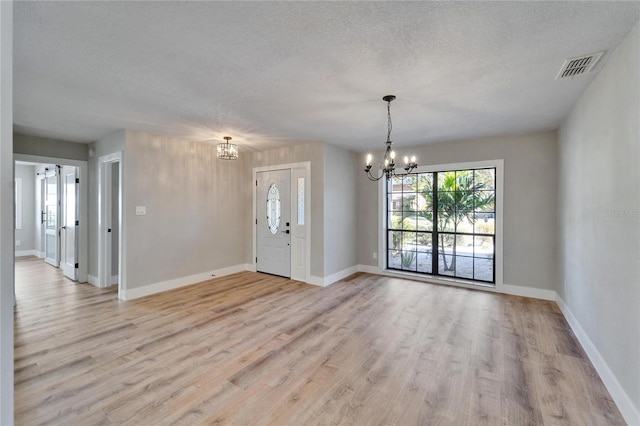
xmin=556 ymin=51 xmax=605 ymax=79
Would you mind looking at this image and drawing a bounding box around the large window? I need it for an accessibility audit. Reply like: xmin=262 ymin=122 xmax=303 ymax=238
xmin=387 ymin=167 xmax=496 ymax=284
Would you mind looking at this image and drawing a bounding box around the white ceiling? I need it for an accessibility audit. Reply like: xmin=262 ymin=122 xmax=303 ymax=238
xmin=13 ymin=1 xmax=640 ymax=152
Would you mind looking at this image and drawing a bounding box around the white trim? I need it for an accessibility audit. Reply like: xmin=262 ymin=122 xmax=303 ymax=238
xmin=110 ymin=275 xmax=118 ymax=285
xmin=307 ymin=265 xmax=359 ymax=287
xmin=14 ymin=177 xmax=21 ymax=229
xmin=120 ymin=263 xmax=251 ymax=301
xmin=14 ymin=154 xmax=88 ymax=283
xmin=36 ymin=250 xmax=44 ymax=259
xmin=556 ymin=296 xmax=640 ymax=426
xmin=356 ymin=265 xmax=556 ymax=301
xmin=377 ymin=159 xmax=505 ymax=291
xmin=252 ymin=161 xmax=311 ymax=283
xmin=87 ymin=274 xmax=98 ymax=287
xmin=14 ymin=249 xmax=36 ymax=257
xmin=501 ymin=283 xmax=556 ymax=301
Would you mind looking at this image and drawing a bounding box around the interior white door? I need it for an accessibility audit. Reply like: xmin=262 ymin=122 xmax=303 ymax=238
xmin=257 ymin=169 xmax=291 ymax=278
xmin=44 ymin=167 xmax=60 ymax=267
xmin=60 ymin=166 xmax=78 ymax=280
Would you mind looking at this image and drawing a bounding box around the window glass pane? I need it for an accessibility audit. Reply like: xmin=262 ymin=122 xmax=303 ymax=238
xmin=456 ymin=170 xmax=474 ymax=191
xmin=455 ymin=212 xmax=474 ymax=233
xmin=401 ymin=214 xmax=417 ymax=231
xmin=437 ymin=171 xmax=457 ymax=192
xmin=402 ymin=231 xmax=417 ymax=250
xmin=438 ymin=212 xmax=455 ymax=232
xmin=402 ymin=194 xmax=417 ymax=212
xmin=388 ymin=250 xmax=401 ymax=269
xmin=438 ymin=254 xmax=454 ymax=276
xmin=417 ymin=252 xmax=432 ymax=273
xmin=454 ymin=255 xmax=474 ymax=279
xmin=417 ymin=174 xmax=433 ymax=193
xmin=474 ymin=236 xmax=494 ymax=259
xmin=389 ymin=194 xmax=402 ymax=212
xmin=266 ymin=184 xmax=281 ymax=235
xmin=474 ymin=258 xmax=493 ymax=282
xmin=297 ymin=177 xmax=304 ymax=225
xmin=416 ymin=233 xmax=432 ymax=252
xmin=415 ymin=214 xmax=433 ymax=231
xmin=390 ymin=176 xmax=403 ymax=193
xmin=400 ymin=250 xmax=417 ymax=271
xmin=455 ymin=235 xmax=473 ymax=257
xmin=474 ymin=169 xmax=495 ymax=190
xmin=402 ymin=175 xmax=416 ymax=192
xmin=389 ymin=231 xmax=403 ymax=251
xmin=388 ymin=211 xmax=403 ymax=230
xmin=474 ymin=214 xmax=495 ymax=235
xmin=437 ymin=191 xmax=455 ymax=212
xmin=474 ymin=191 xmax=495 ymax=212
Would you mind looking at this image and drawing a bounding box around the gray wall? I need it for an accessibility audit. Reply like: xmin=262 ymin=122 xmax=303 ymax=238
xmin=356 ymin=130 xmax=558 ymax=290
xmin=14 ymin=133 xmax=88 ymax=161
xmin=124 ymin=131 xmax=247 ymax=289
xmin=323 ymin=143 xmax=358 ymax=276
xmin=14 ymin=164 xmax=35 ymax=252
xmin=248 ymin=142 xmax=325 ymax=278
xmin=558 ymin=21 xmax=639 ymax=415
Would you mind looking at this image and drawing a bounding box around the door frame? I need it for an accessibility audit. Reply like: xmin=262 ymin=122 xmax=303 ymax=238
xmin=98 ymin=151 xmax=124 ymax=297
xmin=60 ymin=165 xmax=79 ymax=280
xmin=252 ymin=162 xmax=310 ymax=283
xmin=14 ymin=154 xmax=88 ymax=283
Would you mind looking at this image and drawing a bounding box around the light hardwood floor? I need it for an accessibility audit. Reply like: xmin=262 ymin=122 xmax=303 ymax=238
xmin=14 ymin=256 xmax=624 ymax=425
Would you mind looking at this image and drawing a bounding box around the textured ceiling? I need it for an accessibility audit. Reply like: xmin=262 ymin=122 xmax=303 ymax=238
xmin=13 ymin=1 xmax=640 ymax=152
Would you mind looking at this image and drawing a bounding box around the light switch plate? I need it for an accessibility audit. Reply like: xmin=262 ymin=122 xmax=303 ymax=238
xmin=135 ymin=206 xmax=146 ymax=216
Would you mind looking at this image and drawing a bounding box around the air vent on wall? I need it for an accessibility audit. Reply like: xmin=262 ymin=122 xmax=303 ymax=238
xmin=556 ymin=51 xmax=605 ymax=79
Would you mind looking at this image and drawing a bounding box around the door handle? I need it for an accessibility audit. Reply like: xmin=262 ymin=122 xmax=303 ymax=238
xmin=282 ymin=230 xmax=290 ymax=234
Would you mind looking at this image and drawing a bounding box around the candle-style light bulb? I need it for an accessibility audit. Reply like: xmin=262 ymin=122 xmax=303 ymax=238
xmin=384 ymin=159 xmax=389 ymax=166
xmin=404 ymin=156 xmax=409 ymax=165
xmin=366 ymin=153 xmax=372 ymax=166
xmin=410 ymin=155 xmax=416 ymax=163
xmin=390 ymin=151 xmax=396 ymax=160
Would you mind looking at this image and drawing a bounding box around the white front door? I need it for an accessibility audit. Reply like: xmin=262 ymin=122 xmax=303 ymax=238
xmin=44 ymin=167 xmax=60 ymax=267
xmin=60 ymin=166 xmax=78 ymax=280
xmin=257 ymin=169 xmax=291 ymax=278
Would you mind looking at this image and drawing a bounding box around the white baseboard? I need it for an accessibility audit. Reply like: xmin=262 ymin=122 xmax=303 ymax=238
xmin=308 ymin=265 xmax=359 ymax=287
xmin=556 ymin=296 xmax=639 ymax=426
xmin=356 ymin=265 xmax=557 ymax=301
xmin=36 ymin=250 xmax=44 ymax=258
xmin=87 ymin=275 xmax=98 ymax=286
xmin=15 ymin=249 xmax=37 ymax=257
xmin=120 ymin=263 xmax=249 ymax=301
xmin=111 ymin=275 xmax=118 ymax=285
xmin=500 ymin=283 xmax=557 ymax=301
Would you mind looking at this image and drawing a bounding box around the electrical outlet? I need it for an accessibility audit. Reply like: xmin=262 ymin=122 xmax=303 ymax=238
xmin=372 ymin=252 xmax=377 ymax=260
xmin=15 ymin=240 xmax=21 ymax=247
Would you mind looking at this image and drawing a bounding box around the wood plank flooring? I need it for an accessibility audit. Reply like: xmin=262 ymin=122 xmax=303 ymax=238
xmin=14 ymin=256 xmax=624 ymax=425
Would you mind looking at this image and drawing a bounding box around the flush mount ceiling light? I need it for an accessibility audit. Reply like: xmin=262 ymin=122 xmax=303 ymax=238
xmin=364 ymin=95 xmax=417 ymax=181
xmin=217 ymin=136 xmax=238 ymax=160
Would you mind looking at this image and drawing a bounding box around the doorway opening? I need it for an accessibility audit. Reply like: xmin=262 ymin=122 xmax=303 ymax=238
xmin=13 ymin=154 xmax=88 ymax=286
xmin=98 ymin=152 xmax=124 ymax=298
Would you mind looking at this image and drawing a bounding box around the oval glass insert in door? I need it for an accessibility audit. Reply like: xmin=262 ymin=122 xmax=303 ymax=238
xmin=266 ymin=183 xmax=281 ymax=235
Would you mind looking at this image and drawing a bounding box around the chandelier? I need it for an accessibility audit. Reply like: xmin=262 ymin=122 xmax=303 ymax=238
xmin=217 ymin=136 xmax=238 ymax=160
xmin=364 ymin=95 xmax=417 ymax=181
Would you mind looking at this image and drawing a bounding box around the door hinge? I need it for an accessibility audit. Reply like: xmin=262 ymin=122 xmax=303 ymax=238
xmin=75 ymin=220 xmax=79 ymax=226
xmin=256 ymin=180 xmax=258 ymax=186
xmin=75 ymin=178 xmax=79 ymax=184
xmin=256 ymin=218 xmax=258 ymax=225
xmin=256 ymin=257 xmax=258 ymax=263
xmin=74 ymin=263 xmax=79 ymax=269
